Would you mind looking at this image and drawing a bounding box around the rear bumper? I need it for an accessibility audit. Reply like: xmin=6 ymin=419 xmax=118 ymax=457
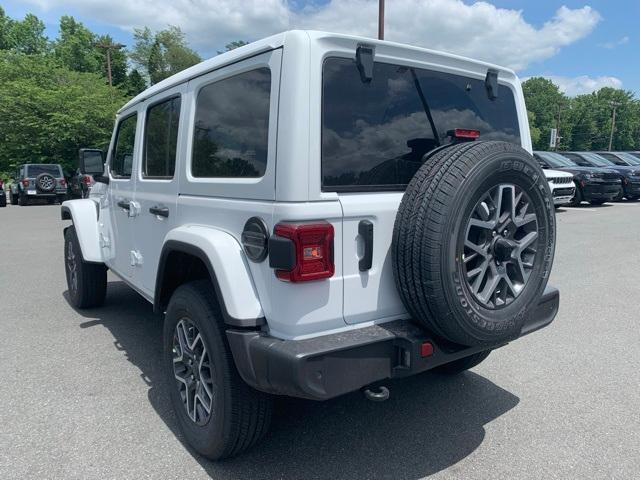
xmin=227 ymin=286 xmax=559 ymax=401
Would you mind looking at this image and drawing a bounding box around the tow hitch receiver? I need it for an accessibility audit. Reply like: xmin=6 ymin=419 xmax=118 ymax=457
xmin=363 ymin=385 xmax=390 ymax=402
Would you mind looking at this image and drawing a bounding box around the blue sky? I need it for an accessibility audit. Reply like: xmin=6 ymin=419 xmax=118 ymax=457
xmin=3 ymin=0 xmax=637 ymax=95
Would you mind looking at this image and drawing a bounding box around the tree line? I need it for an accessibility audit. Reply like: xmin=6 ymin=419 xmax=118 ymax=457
xmin=0 ymin=8 xmax=247 ymax=181
xmin=523 ymin=77 xmax=640 ymax=152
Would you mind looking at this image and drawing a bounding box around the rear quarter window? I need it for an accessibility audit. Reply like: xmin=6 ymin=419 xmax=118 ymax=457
xmin=321 ymin=58 xmax=521 ymax=191
xmin=191 ymin=68 xmax=271 ymax=178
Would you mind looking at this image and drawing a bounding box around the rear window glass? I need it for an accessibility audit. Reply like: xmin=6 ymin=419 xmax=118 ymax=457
xmin=26 ymin=165 xmax=62 ymax=177
xmin=322 ymin=58 xmax=521 ymax=190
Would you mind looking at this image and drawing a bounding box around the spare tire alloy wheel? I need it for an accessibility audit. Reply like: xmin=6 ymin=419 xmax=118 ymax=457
xmin=392 ymin=141 xmax=555 ymax=347
xmin=462 ymin=184 xmax=538 ymax=309
xmin=36 ymin=173 xmax=55 ymax=193
xmin=172 ymin=318 xmax=215 ymax=425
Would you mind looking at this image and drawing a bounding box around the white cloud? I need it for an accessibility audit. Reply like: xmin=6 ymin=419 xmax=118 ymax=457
xmin=598 ymin=35 xmax=629 ymax=49
xmin=540 ymin=75 xmax=623 ymax=96
xmin=23 ymin=0 xmax=600 ymax=70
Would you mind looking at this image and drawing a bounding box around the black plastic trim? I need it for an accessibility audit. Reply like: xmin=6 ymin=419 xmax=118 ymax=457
xmin=358 ymin=220 xmax=373 ymax=271
xmin=227 ymin=285 xmax=559 ymax=401
xmin=268 ymin=235 xmax=295 ymax=270
xmin=155 ymin=240 xmax=265 ymax=328
xmin=485 ymin=69 xmax=499 ymax=100
xmin=60 ymin=205 xmax=71 ymax=220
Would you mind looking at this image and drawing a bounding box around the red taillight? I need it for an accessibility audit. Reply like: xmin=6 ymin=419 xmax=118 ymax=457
xmin=59 ymin=179 xmax=66 ymax=187
xmin=22 ymin=179 xmax=29 ymax=187
xmin=450 ymin=128 xmax=480 ymax=140
xmin=83 ymin=175 xmax=92 ymax=185
xmin=420 ymin=342 xmax=434 ymax=358
xmin=273 ymin=222 xmax=334 ymax=282
xmin=0 ymin=181 xmax=3 ymax=189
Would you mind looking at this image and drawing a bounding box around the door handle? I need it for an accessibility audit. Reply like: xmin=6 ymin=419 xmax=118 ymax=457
xmin=149 ymin=206 xmax=169 ymax=218
xmin=117 ymin=200 xmax=130 ymax=210
xmin=358 ymin=220 xmax=373 ymax=271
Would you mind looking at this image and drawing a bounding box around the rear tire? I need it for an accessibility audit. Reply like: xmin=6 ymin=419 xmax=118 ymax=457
xmin=433 ymin=351 xmax=491 ymax=374
xmin=393 ymin=141 xmax=555 ymax=346
xmin=64 ymin=226 xmax=107 ymax=308
xmin=590 ymin=199 xmax=606 ymax=205
xmin=0 ymin=194 xmax=6 ymax=207
xmin=18 ymin=192 xmax=27 ymax=206
xmin=164 ymin=280 xmax=272 ymax=460
xmin=10 ymin=192 xmax=18 ymax=205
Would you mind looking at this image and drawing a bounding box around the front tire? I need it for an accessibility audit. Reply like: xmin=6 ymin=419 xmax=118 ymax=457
xmin=590 ymin=199 xmax=606 ymax=205
xmin=164 ymin=280 xmax=272 ymax=460
xmin=64 ymin=226 xmax=107 ymax=308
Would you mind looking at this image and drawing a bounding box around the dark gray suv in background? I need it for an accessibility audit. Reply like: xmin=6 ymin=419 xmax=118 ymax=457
xmin=9 ymin=164 xmax=67 ymax=206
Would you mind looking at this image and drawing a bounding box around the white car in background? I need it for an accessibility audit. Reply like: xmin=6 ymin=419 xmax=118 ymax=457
xmin=544 ymin=169 xmax=575 ymax=206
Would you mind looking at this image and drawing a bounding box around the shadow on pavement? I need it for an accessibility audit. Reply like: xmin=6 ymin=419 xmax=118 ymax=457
xmin=66 ymin=281 xmax=520 ymax=480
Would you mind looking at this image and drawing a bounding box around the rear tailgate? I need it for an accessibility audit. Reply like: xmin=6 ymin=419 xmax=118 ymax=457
xmin=340 ymin=193 xmax=406 ymax=324
xmin=321 ymin=56 xmax=524 ymax=325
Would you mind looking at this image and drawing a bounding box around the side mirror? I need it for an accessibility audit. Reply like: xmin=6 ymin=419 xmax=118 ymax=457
xmin=79 ymin=148 xmax=109 ymax=184
xmin=79 ymin=148 xmax=105 ymax=175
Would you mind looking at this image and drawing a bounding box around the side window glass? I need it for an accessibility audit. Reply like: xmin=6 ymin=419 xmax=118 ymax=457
xmin=192 ymin=68 xmax=271 ymax=178
xmin=143 ymin=97 xmax=181 ymax=178
xmin=111 ymin=114 xmax=138 ymax=178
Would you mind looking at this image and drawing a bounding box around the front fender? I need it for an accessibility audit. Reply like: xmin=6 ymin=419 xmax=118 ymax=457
xmin=61 ymin=199 xmax=103 ymax=263
xmin=160 ymin=225 xmax=264 ymax=325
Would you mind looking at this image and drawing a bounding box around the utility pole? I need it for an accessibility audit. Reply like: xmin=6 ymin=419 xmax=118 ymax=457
xmin=555 ymin=103 xmax=562 ymax=151
xmin=96 ymin=42 xmax=125 ymax=86
xmin=608 ymin=101 xmax=622 ymax=151
xmin=378 ymin=0 xmax=385 ymax=40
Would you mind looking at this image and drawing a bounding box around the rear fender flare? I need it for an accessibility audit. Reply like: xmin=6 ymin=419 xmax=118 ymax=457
xmin=157 ymin=226 xmax=264 ymax=327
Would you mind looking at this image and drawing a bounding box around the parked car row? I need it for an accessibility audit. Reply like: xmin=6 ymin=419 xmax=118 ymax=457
xmin=535 ymin=151 xmax=640 ymax=206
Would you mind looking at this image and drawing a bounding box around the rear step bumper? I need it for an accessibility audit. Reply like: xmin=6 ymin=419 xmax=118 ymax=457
xmin=227 ymin=286 xmax=559 ymax=401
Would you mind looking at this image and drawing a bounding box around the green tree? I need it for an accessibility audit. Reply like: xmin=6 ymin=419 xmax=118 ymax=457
xmin=54 ymin=16 xmax=101 ymax=73
xmin=218 ymin=40 xmax=248 ymax=54
xmin=123 ymin=68 xmax=147 ymax=96
xmin=522 ymin=77 xmax=570 ymax=150
xmin=0 ymin=11 xmax=48 ymax=54
xmin=527 ymin=110 xmax=541 ymax=146
xmin=0 ymin=51 xmax=127 ymax=174
xmin=130 ymin=26 xmax=201 ymax=85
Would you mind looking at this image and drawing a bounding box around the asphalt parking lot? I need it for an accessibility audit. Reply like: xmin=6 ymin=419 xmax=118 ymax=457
xmin=1 ymin=201 xmax=639 ymax=479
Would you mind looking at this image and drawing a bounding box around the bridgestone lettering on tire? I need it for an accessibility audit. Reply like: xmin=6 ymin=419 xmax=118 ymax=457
xmin=392 ymin=141 xmax=555 ymax=346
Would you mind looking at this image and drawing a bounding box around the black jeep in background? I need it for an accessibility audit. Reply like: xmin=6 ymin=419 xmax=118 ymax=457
xmin=564 ymin=152 xmax=640 ymax=201
xmin=533 ymin=151 xmax=622 ymax=206
xmin=9 ymin=164 xmax=67 ymax=206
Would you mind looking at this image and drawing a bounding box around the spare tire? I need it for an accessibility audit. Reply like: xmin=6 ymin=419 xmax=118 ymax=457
xmin=36 ymin=173 xmax=56 ymax=193
xmin=392 ymin=141 xmax=555 ymax=346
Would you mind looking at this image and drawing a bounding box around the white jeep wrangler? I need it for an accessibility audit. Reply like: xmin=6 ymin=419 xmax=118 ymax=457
xmin=61 ymin=30 xmax=558 ymax=459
